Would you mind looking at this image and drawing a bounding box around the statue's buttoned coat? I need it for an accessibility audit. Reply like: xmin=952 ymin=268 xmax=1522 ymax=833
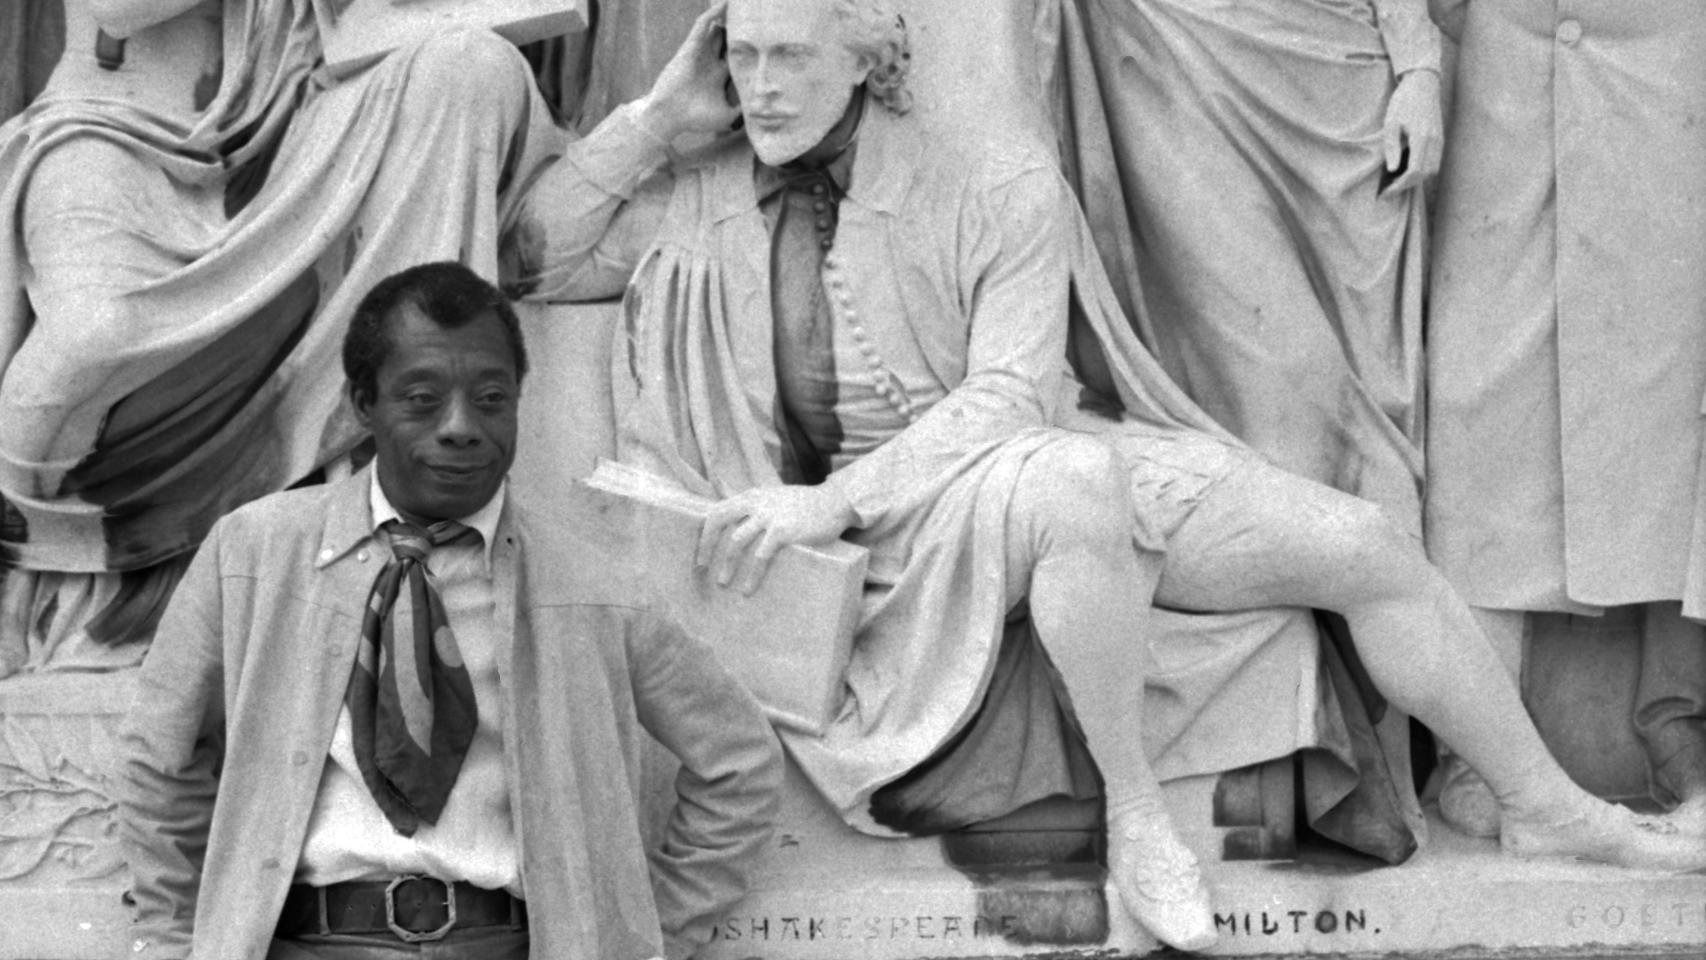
xmin=1426 ymin=0 xmax=1706 ymax=613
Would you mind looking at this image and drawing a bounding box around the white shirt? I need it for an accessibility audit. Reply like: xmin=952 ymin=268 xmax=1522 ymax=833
xmin=294 ymin=472 xmax=521 ymax=894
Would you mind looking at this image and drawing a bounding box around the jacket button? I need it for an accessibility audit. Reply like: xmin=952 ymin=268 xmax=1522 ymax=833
xmin=291 ymin=751 xmax=310 ymax=766
xmin=1556 ymin=19 xmax=1582 ymax=45
xmin=318 ymin=548 xmax=334 ymax=562
xmin=262 ymin=857 xmax=281 ymax=869
xmin=357 ymin=549 xmax=370 ymax=563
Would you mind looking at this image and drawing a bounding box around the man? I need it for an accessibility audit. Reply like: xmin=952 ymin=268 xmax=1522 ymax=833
xmin=118 ymin=262 xmax=783 ymax=960
xmin=1424 ymin=0 xmax=1706 ymax=836
xmin=0 ymin=0 xmax=561 ymax=675
xmin=518 ymin=0 xmax=1706 ymax=951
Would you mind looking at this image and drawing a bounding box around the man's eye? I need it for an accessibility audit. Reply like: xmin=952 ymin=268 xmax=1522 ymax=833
xmin=403 ymin=393 xmax=439 ymax=409
xmin=477 ymin=391 xmax=511 ymax=407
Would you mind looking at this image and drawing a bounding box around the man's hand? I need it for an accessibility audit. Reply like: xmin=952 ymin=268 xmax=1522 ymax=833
xmin=1380 ymin=69 xmax=1443 ymax=196
xmin=697 ymin=485 xmax=857 ymax=596
xmin=637 ymin=2 xmax=741 ymax=146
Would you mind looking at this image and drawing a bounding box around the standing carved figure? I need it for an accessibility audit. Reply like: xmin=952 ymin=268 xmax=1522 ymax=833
xmin=1425 ymin=1 xmax=1706 ymax=832
xmin=1058 ymin=0 xmax=1442 ymax=526
xmin=0 ymin=0 xmax=561 ymax=676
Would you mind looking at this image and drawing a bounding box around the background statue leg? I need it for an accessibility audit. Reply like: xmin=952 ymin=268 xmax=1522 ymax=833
xmin=1635 ymin=603 xmax=1706 ymax=825
xmin=1155 ymin=461 xmax=1704 ymax=869
xmin=1435 ymin=607 xmax=1526 ymax=837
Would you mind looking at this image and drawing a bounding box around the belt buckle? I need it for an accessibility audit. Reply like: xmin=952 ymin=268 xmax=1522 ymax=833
xmin=385 ymin=875 xmax=456 ymax=943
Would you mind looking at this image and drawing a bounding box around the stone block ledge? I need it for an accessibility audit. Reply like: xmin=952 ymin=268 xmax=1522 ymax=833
xmin=699 ymin=794 xmax=1706 ymax=960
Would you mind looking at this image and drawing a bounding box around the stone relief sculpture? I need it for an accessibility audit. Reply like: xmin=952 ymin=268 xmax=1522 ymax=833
xmin=0 ymin=708 xmax=124 ymax=884
xmin=1424 ymin=1 xmax=1706 ymax=833
xmin=0 ymin=0 xmax=562 ymax=678
xmin=0 ymin=0 xmax=1702 ymax=955
xmin=519 ymin=0 xmax=1706 ymax=949
xmin=1042 ymin=0 xmax=1445 ymax=860
xmin=1051 ymin=0 xmax=1440 ymax=525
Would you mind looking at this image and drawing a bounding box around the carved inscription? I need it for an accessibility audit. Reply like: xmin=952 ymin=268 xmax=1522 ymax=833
xmin=1565 ymin=900 xmax=1706 ymax=934
xmin=1214 ymin=908 xmax=1375 ymax=937
xmin=714 ymin=913 xmax=1022 ymax=943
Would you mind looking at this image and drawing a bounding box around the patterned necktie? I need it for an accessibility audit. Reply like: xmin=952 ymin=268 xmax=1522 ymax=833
xmin=346 ymin=519 xmax=481 ymax=836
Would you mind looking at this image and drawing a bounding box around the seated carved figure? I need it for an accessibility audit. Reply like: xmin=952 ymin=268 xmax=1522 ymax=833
xmin=0 ymin=0 xmax=561 ymax=675
xmin=516 ymin=0 xmax=1706 ymax=949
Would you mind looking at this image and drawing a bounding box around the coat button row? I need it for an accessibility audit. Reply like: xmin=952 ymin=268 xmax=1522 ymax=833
xmin=1556 ymin=19 xmax=1581 ymax=45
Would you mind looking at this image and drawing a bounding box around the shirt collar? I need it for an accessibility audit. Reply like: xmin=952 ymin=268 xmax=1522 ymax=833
xmin=368 ymin=468 xmax=506 ymax=568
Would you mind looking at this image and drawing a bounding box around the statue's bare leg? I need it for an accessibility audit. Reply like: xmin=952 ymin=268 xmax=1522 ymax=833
xmin=1154 ymin=460 xmax=1706 ymax=870
xmin=1005 ymin=436 xmax=1215 ymax=951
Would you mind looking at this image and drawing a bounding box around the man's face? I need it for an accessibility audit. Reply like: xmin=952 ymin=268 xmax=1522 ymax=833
xmin=726 ymin=0 xmax=870 ymax=165
xmin=354 ymin=305 xmax=520 ymax=524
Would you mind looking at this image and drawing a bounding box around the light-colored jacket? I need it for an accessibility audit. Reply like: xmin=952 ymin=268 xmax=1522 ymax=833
xmin=117 ymin=468 xmax=783 ymax=960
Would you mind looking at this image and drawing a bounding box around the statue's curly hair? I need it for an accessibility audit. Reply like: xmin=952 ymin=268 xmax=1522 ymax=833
xmin=832 ymin=0 xmax=912 ymax=115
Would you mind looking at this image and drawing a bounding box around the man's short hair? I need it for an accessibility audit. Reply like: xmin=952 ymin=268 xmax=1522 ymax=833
xmin=343 ymin=261 xmax=530 ymax=405
xmin=833 ymin=0 xmax=912 ymax=115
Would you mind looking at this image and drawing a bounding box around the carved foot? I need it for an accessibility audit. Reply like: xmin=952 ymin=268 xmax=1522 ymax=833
xmin=1106 ymin=812 xmax=1217 ymax=952
xmin=1501 ymin=798 xmax=1706 ymax=872
xmin=1665 ymin=795 xmax=1706 ymax=838
xmin=1437 ymin=754 xmax=1501 ymax=839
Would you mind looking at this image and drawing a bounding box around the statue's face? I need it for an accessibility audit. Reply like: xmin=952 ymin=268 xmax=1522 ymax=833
xmin=354 ymin=306 xmax=519 ymax=525
xmin=726 ymin=0 xmax=871 ymax=165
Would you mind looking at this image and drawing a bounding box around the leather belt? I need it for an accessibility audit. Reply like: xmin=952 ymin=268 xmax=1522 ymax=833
xmin=277 ymin=876 xmax=526 ymax=942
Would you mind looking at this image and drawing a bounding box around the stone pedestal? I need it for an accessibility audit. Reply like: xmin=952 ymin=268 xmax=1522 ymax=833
xmin=700 ymin=761 xmax=1706 ymax=958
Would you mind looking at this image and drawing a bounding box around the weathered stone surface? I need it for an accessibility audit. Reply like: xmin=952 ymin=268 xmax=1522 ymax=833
xmin=0 ymin=672 xmax=131 ymax=960
xmin=315 ymin=0 xmax=588 ymax=78
xmin=0 ymin=673 xmax=129 ymax=886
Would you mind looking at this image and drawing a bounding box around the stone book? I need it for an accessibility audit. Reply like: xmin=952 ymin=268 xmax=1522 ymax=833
xmin=314 ymin=0 xmax=588 ymax=79
xmin=580 ymin=460 xmax=867 ymax=736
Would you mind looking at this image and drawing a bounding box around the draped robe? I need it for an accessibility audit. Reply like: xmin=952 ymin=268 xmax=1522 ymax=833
xmin=574 ymin=103 xmax=1417 ymax=853
xmin=0 ymin=0 xmax=561 ymax=667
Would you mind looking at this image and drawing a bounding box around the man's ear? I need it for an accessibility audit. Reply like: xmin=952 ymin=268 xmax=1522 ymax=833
xmin=349 ymin=382 xmax=374 ymax=430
